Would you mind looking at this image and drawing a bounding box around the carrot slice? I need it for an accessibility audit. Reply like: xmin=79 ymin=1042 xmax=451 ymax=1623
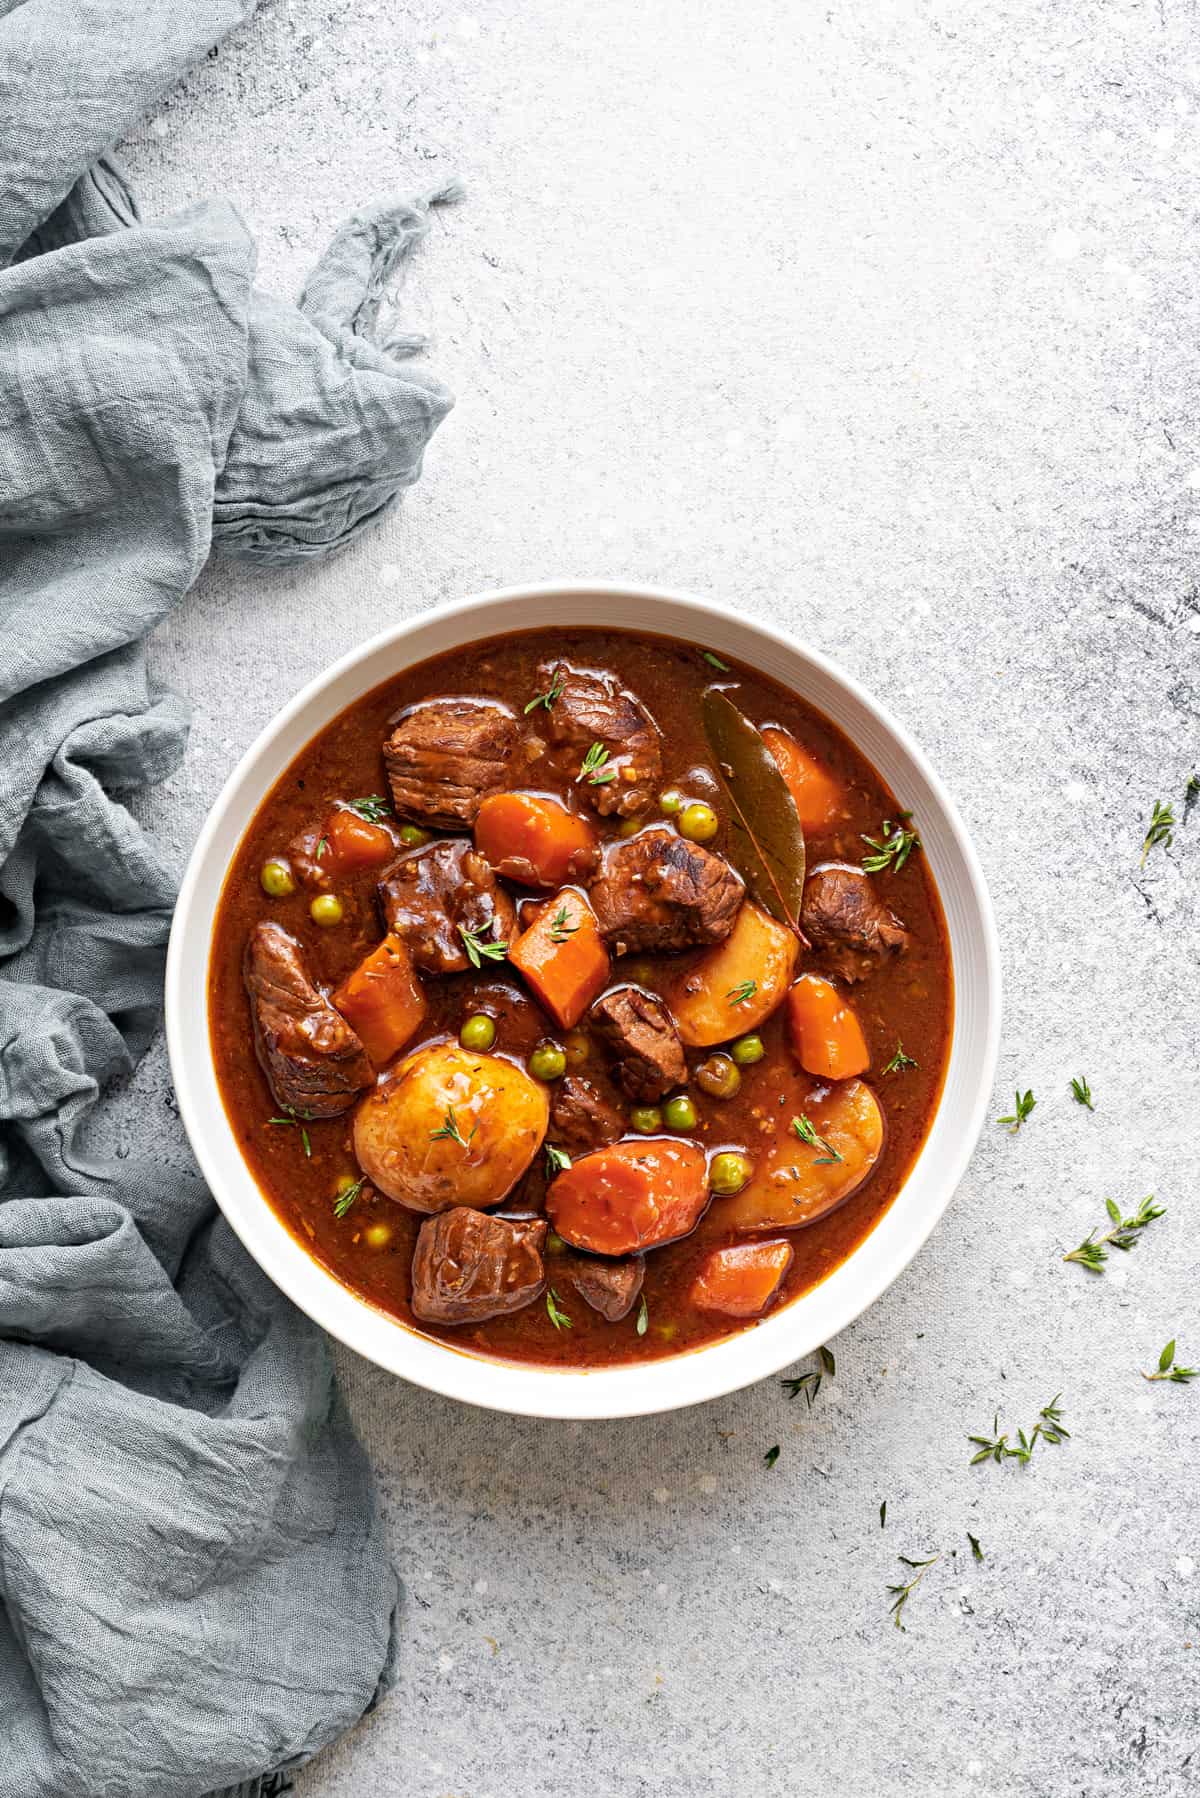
xmin=324 ymin=805 xmax=397 ymax=874
xmin=332 ymin=932 xmax=426 ymax=1066
xmin=508 ymin=887 xmax=610 ymax=1029
xmin=786 ymin=973 xmax=870 ymax=1080
xmin=762 ymin=728 xmax=846 ymax=837
xmin=546 ymin=1138 xmax=709 ymax=1255
xmin=475 ymin=792 xmax=597 ymax=888
xmin=690 ymin=1241 xmax=794 ymax=1317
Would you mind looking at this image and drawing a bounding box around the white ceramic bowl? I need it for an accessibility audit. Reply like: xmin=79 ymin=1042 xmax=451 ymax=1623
xmin=167 ymin=582 xmax=1000 ymax=1419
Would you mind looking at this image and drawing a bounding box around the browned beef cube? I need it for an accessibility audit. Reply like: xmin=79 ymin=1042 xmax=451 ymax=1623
xmin=589 ymin=985 xmax=686 ymax=1101
xmin=588 ymin=826 xmax=744 ymax=954
xmin=378 ymin=838 xmax=516 ymax=974
xmin=801 ymin=862 xmax=910 ymax=984
xmin=565 ymin=1253 xmax=644 ymax=1322
xmin=410 ymin=1209 xmax=547 ymax=1324
xmin=243 ymin=921 xmax=372 ymax=1118
xmin=549 ymin=1075 xmax=625 ymax=1157
xmin=537 ymin=660 xmax=662 ymax=817
xmin=383 ymin=698 xmax=519 ymax=828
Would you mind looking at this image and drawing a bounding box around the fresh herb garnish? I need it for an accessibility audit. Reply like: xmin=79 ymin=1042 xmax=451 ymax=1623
xmin=968 ymin=1396 xmax=1069 ymax=1467
xmin=458 ymin=921 xmax=508 ymax=968
xmin=791 ymin=1114 xmax=843 ymax=1165
xmin=861 ymin=812 xmax=921 ymax=874
xmin=886 ymin=1554 xmax=938 ymax=1631
xmin=997 ymin=1088 xmax=1036 ymax=1133
xmin=524 ymin=674 xmax=564 ymax=715
xmin=549 ymin=904 xmax=580 ymax=944
xmin=1185 ymin=772 xmax=1200 ymax=817
xmin=781 ymin=1344 xmax=835 ymax=1408
xmin=967 ymin=1532 xmax=984 ymax=1563
xmin=1143 ymin=1339 xmax=1198 ymax=1384
xmin=763 ymin=1444 xmax=781 ymax=1469
xmin=544 ymin=1143 xmax=572 ymax=1177
xmin=545 ymin=1286 xmax=573 ymax=1331
xmin=1140 ymin=799 xmax=1175 ymax=866
xmin=314 ymin=836 xmax=329 ymax=861
xmin=883 ymin=1042 xmax=918 ymax=1075
xmin=1069 ymin=1075 xmax=1095 ymax=1111
xmin=268 ymin=1105 xmax=313 ymax=1157
xmin=727 ymin=979 xmax=757 ymax=1007
xmin=346 ymin=795 xmax=391 ymax=823
xmin=1063 ymin=1194 xmax=1164 ymax=1271
xmin=702 ymin=650 xmax=732 ymax=672
xmin=880 ymin=1500 xmax=887 ymax=1528
xmin=636 ymin=1294 xmax=649 ymax=1336
xmin=333 ymin=1175 xmax=367 ymax=1219
xmin=429 ymin=1106 xmax=477 ymax=1149
xmin=579 ymin=741 xmax=617 ymax=785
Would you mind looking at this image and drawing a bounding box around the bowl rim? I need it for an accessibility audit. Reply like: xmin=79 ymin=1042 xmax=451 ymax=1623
xmin=166 ymin=580 xmax=1001 ymax=1419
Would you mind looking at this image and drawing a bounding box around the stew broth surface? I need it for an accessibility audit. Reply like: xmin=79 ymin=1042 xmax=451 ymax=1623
xmin=209 ymin=627 xmax=953 ymax=1367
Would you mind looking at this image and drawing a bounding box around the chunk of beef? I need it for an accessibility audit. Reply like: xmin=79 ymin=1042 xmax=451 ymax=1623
xmin=410 ymin=1208 xmax=547 ymax=1325
xmin=801 ymin=862 xmax=910 ymax=984
xmin=589 ymin=986 xmax=686 ymax=1101
xmin=564 ymin=1252 xmax=645 ymax=1322
xmin=550 ymin=1075 xmax=625 ymax=1157
xmin=537 ymin=660 xmax=662 ymax=817
xmin=588 ymin=825 xmax=744 ymax=955
xmin=378 ymin=838 xmax=517 ymax=975
xmin=384 ymin=698 xmax=519 ymax=828
xmin=243 ymin=921 xmax=372 ymax=1118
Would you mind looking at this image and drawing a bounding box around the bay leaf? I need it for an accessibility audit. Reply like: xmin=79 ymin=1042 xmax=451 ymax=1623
xmin=701 ymin=686 xmax=806 ymax=932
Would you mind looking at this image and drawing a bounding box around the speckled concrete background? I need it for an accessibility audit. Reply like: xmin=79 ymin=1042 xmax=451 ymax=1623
xmin=104 ymin=1 xmax=1200 ymax=1792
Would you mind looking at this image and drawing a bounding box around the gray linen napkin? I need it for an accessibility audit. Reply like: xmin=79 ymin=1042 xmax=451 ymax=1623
xmin=0 ymin=3 xmax=458 ymax=1793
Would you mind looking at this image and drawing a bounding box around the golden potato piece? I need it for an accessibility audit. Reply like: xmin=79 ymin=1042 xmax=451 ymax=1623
xmin=719 ymin=1077 xmax=885 ymax=1232
xmin=353 ymin=1041 xmax=549 ymax=1214
xmin=663 ymin=900 xmax=799 ymax=1047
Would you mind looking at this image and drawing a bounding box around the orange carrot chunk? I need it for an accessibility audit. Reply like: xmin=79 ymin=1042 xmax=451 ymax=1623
xmin=324 ymin=805 xmax=397 ymax=874
xmin=546 ymin=1138 xmax=709 ymax=1256
xmin=475 ymin=792 xmax=598 ymax=888
xmin=786 ymin=972 xmax=870 ymax=1081
xmin=762 ymin=727 xmax=846 ymax=837
xmin=690 ymin=1240 xmax=794 ymax=1317
xmin=332 ymin=932 xmax=426 ymax=1066
xmin=508 ymin=887 xmax=610 ymax=1030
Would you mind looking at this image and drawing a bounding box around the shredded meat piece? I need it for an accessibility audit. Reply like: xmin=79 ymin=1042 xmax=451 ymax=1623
xmin=549 ymin=1075 xmax=625 ymax=1157
xmin=800 ymin=862 xmax=910 ymax=984
xmin=589 ymin=985 xmax=686 ymax=1101
xmin=383 ymin=698 xmax=519 ymax=828
xmin=588 ymin=825 xmax=744 ymax=954
xmin=410 ymin=1209 xmax=547 ymax=1324
xmin=243 ymin=921 xmax=372 ymax=1118
xmin=378 ymin=838 xmax=516 ymax=974
xmin=537 ymin=660 xmax=662 ymax=817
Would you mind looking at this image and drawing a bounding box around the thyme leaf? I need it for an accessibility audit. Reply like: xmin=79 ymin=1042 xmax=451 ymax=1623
xmin=791 ymin=1113 xmax=843 ymax=1165
xmin=333 ymin=1175 xmax=367 ymax=1219
xmin=544 ymin=1143 xmax=572 ymax=1177
xmin=886 ymin=1553 xmax=938 ymax=1630
xmin=268 ymin=1105 xmax=313 ymax=1157
xmin=346 ymin=795 xmax=391 ymax=823
xmin=702 ymin=650 xmax=732 ymax=672
xmin=636 ymin=1294 xmax=649 ymax=1336
xmin=997 ymin=1088 xmax=1035 ymax=1133
xmin=1069 ymin=1075 xmax=1094 ymax=1111
xmin=1063 ymin=1195 xmax=1164 ymax=1271
xmin=1140 ymin=799 xmax=1175 ymax=866
xmin=763 ymin=1444 xmax=781 ymax=1469
xmin=1142 ymin=1339 xmax=1198 ymax=1384
xmin=861 ymin=812 xmax=921 ymax=874
xmin=727 ymin=979 xmax=757 ymax=1007
xmin=883 ymin=1042 xmax=918 ymax=1075
xmin=524 ymin=674 xmax=564 ymax=714
xmin=429 ymin=1106 xmax=477 ymax=1150
xmin=545 ymin=1286 xmax=573 ymax=1331
xmin=458 ymin=920 xmax=508 ymax=968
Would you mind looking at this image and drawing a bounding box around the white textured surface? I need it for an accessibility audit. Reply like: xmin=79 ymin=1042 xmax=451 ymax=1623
xmin=112 ymin=2 xmax=1198 ymax=1792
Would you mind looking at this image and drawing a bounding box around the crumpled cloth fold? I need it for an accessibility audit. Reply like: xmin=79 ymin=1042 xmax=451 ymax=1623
xmin=0 ymin=2 xmax=457 ymax=1794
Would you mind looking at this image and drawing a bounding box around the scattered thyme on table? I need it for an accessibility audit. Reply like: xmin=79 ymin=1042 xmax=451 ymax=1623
xmin=968 ymin=1396 xmax=1069 ymax=1467
xmin=1140 ymin=799 xmax=1175 ymax=865
xmin=997 ymin=1088 xmax=1035 ymax=1133
xmin=1069 ymin=1074 xmax=1095 ymax=1111
xmin=1063 ymin=1195 xmax=1164 ymax=1272
xmin=780 ymin=1344 xmax=835 ymax=1408
xmin=886 ymin=1554 xmax=938 ymax=1630
xmin=1142 ymin=1340 xmax=1197 ymax=1385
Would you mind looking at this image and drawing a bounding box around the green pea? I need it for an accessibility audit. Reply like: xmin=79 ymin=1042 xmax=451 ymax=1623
xmin=629 ymin=1105 xmax=663 ymax=1134
xmin=546 ymin=1231 xmax=568 ymax=1255
xmin=663 ymin=1093 xmax=698 ymax=1131
xmin=617 ymin=814 xmax=644 ymax=838
xmin=564 ymin=1030 xmax=590 ymax=1068
xmin=460 ymin=1013 xmax=496 ymax=1052
xmin=678 ymin=800 xmax=719 ymax=843
xmin=530 ymin=1042 xmax=567 ymax=1082
xmin=260 ymin=859 xmax=295 ymax=898
xmin=399 ymin=824 xmax=430 ymax=847
xmin=731 ymin=1033 xmax=765 ymax=1066
xmin=658 ymin=788 xmax=684 ymax=815
xmin=310 ymin=893 xmax=344 ymax=927
xmin=710 ymin=1150 xmax=753 ymax=1195
xmin=695 ymin=1054 xmax=741 ymax=1100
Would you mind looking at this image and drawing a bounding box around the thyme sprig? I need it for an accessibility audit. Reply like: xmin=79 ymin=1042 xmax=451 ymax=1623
xmin=886 ymin=1554 xmax=939 ymax=1630
xmin=781 ymin=1345 xmax=836 ymax=1408
xmin=544 ymin=1143 xmax=572 ymax=1177
xmin=333 ymin=1175 xmax=367 ymax=1219
xmin=861 ymin=812 xmax=921 ymax=874
xmin=524 ymin=674 xmax=564 ymax=714
xmin=545 ymin=1287 xmax=573 ymax=1331
xmin=883 ymin=1042 xmax=918 ymax=1075
xmin=548 ymin=904 xmax=579 ymax=944
xmin=997 ymin=1088 xmax=1035 ymax=1133
xmin=1140 ymin=799 xmax=1175 ymax=866
xmin=727 ymin=979 xmax=757 ymax=1007
xmin=791 ymin=1114 xmax=843 ymax=1165
xmin=429 ymin=1106 xmax=477 ymax=1149
xmin=579 ymin=742 xmax=617 ymax=785
xmin=268 ymin=1105 xmax=314 ymax=1157
xmin=1063 ymin=1195 xmax=1164 ymax=1271
xmin=1069 ymin=1075 xmax=1095 ymax=1111
xmin=968 ymin=1396 xmax=1069 ymax=1467
xmin=346 ymin=795 xmax=391 ymax=823
xmin=458 ymin=920 xmax=508 ymax=968
xmin=1142 ymin=1340 xmax=1198 ymax=1384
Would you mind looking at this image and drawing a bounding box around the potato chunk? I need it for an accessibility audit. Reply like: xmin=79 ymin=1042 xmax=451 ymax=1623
xmin=663 ymin=899 xmax=799 ymax=1047
xmin=719 ymin=1077 xmax=884 ymax=1232
xmin=353 ymin=1041 xmax=548 ymax=1214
